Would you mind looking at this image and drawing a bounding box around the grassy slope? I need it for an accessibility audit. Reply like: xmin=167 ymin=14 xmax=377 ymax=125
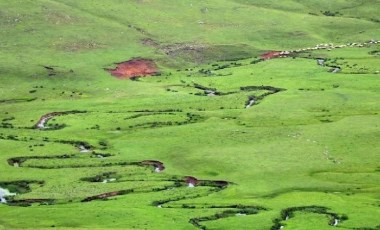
xmin=0 ymin=0 xmax=379 ymax=229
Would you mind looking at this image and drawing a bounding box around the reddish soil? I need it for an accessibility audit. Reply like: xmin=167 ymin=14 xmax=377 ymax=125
xmin=106 ymin=59 xmax=159 ymax=79
xmin=260 ymin=51 xmax=282 ymax=60
xmin=184 ymin=176 xmax=199 ymax=186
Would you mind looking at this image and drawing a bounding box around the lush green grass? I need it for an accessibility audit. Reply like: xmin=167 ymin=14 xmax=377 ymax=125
xmin=0 ymin=0 xmax=379 ymax=229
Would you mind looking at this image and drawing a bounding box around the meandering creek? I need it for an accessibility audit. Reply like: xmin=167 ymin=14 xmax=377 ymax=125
xmin=0 ymin=187 xmax=16 ymax=204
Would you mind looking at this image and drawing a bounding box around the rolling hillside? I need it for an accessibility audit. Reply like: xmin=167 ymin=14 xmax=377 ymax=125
xmin=0 ymin=1 xmax=379 ymax=229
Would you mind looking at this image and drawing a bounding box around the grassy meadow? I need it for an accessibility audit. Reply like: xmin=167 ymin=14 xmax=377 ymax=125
xmin=0 ymin=0 xmax=379 ymax=229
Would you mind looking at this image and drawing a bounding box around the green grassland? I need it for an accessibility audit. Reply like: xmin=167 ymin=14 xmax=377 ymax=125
xmin=0 ymin=0 xmax=379 ymax=229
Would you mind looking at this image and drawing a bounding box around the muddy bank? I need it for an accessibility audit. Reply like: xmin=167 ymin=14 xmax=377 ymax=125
xmin=106 ymin=58 xmax=159 ymax=79
xmin=35 ymin=110 xmax=86 ymax=129
xmin=185 ymin=176 xmax=198 ymax=187
xmin=184 ymin=176 xmax=229 ymax=188
xmin=81 ymin=189 xmax=133 ymax=202
xmin=35 ymin=112 xmax=62 ymax=129
xmin=141 ymin=160 xmax=165 ymax=172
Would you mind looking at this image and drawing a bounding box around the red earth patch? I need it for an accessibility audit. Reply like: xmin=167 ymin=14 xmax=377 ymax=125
xmin=106 ymin=58 xmax=159 ymax=79
xmin=260 ymin=51 xmax=282 ymax=60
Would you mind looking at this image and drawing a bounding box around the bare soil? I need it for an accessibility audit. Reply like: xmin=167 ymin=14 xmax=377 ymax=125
xmin=106 ymin=59 xmax=159 ymax=79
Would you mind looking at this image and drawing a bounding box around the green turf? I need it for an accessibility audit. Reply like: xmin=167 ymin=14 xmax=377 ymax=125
xmin=0 ymin=0 xmax=379 ymax=229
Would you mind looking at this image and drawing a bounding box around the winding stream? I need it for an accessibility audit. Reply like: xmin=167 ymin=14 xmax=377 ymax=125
xmin=3 ymin=48 xmax=365 ymax=228
xmin=0 ymin=187 xmax=16 ymax=204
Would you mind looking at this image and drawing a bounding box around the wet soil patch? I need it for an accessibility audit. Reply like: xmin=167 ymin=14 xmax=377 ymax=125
xmin=106 ymin=59 xmax=159 ymax=79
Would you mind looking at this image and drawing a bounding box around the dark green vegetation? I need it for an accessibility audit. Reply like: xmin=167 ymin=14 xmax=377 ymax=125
xmin=0 ymin=0 xmax=379 ymax=229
